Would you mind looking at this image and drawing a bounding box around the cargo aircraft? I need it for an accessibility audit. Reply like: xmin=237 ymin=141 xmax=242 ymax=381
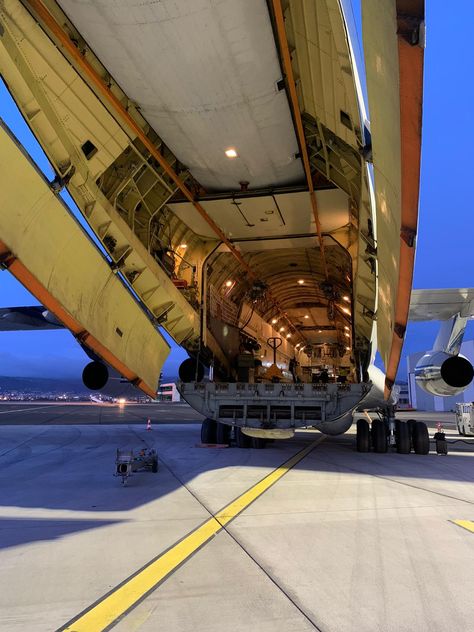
xmin=2 ymin=0 xmax=470 ymax=454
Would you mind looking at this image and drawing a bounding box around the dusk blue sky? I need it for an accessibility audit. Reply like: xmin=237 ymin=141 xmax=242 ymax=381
xmin=0 ymin=1 xmax=472 ymax=380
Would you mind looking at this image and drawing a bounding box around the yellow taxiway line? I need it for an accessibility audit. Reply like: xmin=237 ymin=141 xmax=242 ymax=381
xmin=61 ymin=438 xmax=322 ymax=631
xmin=451 ymin=520 xmax=474 ymax=533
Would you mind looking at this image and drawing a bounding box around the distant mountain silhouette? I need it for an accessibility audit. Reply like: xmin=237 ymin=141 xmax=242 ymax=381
xmin=0 ymin=374 xmax=178 ymax=395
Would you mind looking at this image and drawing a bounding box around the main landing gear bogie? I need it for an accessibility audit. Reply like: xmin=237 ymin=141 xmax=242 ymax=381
xmin=356 ymin=418 xmax=430 ymax=455
xmin=200 ymin=419 xmax=265 ymax=449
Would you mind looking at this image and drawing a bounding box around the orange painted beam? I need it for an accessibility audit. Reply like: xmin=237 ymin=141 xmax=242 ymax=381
xmin=384 ymin=10 xmax=424 ymax=398
xmin=0 ymin=241 xmax=156 ymax=398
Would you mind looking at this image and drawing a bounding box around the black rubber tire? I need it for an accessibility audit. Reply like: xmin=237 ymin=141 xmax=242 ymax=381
xmin=201 ymin=418 xmax=217 ymax=444
xmin=413 ymin=421 xmax=430 ymax=455
xmin=406 ymin=419 xmax=417 ymax=448
xmin=235 ymin=427 xmax=251 ymax=448
xmin=250 ymin=436 xmax=265 ymax=449
xmin=216 ymin=422 xmax=231 ymax=445
xmin=356 ymin=419 xmax=370 ymax=452
xmin=151 ymin=459 xmax=158 ymax=473
xmin=395 ymin=421 xmax=411 ymax=454
xmin=371 ymin=419 xmax=387 ymax=453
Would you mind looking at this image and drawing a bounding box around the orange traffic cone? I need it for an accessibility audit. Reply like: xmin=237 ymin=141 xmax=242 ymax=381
xmin=146 ymin=418 xmax=152 ymax=431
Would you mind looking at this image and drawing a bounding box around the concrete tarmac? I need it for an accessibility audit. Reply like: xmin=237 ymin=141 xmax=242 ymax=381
xmin=0 ymin=404 xmax=473 ymax=631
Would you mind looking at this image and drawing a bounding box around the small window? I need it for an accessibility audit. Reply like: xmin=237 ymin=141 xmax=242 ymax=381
xmin=81 ymin=140 xmax=98 ymax=160
xmin=340 ymin=110 xmax=353 ymax=130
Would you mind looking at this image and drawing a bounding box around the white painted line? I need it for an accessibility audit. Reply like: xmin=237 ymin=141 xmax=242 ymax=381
xmin=0 ymin=405 xmax=62 ymax=415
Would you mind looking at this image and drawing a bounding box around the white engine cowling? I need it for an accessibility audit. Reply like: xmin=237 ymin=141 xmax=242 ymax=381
xmin=415 ymin=351 xmax=474 ymax=396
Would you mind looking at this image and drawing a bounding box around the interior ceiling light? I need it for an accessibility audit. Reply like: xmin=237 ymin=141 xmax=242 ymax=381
xmin=179 ymin=243 xmax=187 ymax=249
xmin=297 ymin=279 xmax=305 ymax=285
xmin=225 ymin=148 xmax=238 ymax=158
xmin=271 ymin=318 xmax=278 ymax=324
xmin=295 ymin=343 xmax=301 ymax=348
xmin=286 ymin=333 xmax=291 ymax=338
xmin=304 ymin=314 xmax=310 ymax=319
xmin=346 ymin=346 xmax=351 ymax=351
xmin=279 ymin=326 xmax=285 ymax=332
xmin=345 ymin=332 xmax=350 ymax=338
xmin=225 ymin=280 xmax=233 ymax=287
xmin=343 ymin=295 xmax=350 ymax=302
xmin=318 ymin=329 xmax=322 ymax=333
xmin=342 ymin=307 xmax=350 ymax=315
xmin=344 ymin=325 xmax=350 ymax=331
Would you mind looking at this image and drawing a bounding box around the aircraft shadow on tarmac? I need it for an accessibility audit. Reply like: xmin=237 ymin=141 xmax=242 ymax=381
xmin=0 ymin=426 xmax=472 ymax=551
xmin=0 ymin=517 xmax=120 ymax=551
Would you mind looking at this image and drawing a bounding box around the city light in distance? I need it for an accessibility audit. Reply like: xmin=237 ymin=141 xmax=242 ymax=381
xmin=225 ymin=148 xmax=238 ymax=158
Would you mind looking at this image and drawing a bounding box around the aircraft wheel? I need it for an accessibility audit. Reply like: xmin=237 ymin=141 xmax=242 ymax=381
xmin=406 ymin=419 xmax=416 ymax=447
xmin=395 ymin=421 xmax=411 ymax=454
xmin=413 ymin=421 xmax=430 ymax=455
xmin=235 ymin=427 xmax=251 ymax=448
xmin=251 ymin=436 xmax=265 ymax=449
xmin=201 ymin=418 xmax=217 ymax=444
xmin=216 ymin=422 xmax=231 ymax=445
xmin=371 ymin=419 xmax=387 ymax=453
xmin=356 ymin=419 xmax=370 ymax=452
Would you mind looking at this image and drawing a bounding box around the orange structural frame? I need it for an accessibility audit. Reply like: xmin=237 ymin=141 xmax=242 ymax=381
xmin=384 ymin=2 xmax=424 ymax=398
xmin=0 ymin=241 xmax=156 ymax=398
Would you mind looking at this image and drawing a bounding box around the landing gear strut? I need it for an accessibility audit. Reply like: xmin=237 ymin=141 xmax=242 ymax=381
xmin=355 ymin=410 xmax=430 ymax=455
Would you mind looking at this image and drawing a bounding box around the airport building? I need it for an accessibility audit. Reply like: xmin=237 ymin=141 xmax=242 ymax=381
xmin=407 ymin=339 xmax=474 ymax=410
xmin=156 ymin=383 xmax=181 ymax=403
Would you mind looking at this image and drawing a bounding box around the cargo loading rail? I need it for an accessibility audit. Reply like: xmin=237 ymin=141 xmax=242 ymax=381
xmin=179 ymin=382 xmax=370 ymax=429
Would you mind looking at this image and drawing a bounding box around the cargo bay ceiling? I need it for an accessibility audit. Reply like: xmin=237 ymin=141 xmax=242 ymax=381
xmin=0 ymin=0 xmax=379 ymax=376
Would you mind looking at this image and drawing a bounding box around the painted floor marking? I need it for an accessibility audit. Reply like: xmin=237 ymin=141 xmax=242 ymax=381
xmin=60 ymin=438 xmax=321 ymax=632
xmin=0 ymin=405 xmax=58 ymax=415
xmin=452 ymin=520 xmax=474 ymax=533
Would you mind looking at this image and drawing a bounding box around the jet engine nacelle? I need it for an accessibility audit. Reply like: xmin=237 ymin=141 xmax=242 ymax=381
xmin=415 ymin=351 xmax=474 ymax=396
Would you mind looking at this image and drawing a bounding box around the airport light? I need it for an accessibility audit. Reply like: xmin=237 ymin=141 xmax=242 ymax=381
xmin=225 ymin=148 xmax=238 ymax=158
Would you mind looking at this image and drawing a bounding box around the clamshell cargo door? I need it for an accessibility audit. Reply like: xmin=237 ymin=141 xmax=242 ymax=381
xmin=0 ymin=122 xmax=169 ymax=397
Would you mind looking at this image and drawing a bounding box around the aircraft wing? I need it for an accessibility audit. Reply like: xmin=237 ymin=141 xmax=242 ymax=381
xmin=409 ymin=289 xmax=474 ymax=321
xmin=0 ymin=306 xmax=64 ymax=331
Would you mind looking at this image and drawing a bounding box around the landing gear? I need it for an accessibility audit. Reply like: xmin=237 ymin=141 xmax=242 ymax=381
xmin=216 ymin=422 xmax=231 ymax=445
xmin=356 ymin=419 xmax=370 ymax=452
xmin=413 ymin=421 xmax=430 ymax=454
xmin=201 ymin=418 xmax=217 ymax=443
xmin=395 ymin=420 xmax=411 ymax=454
xmin=235 ymin=427 xmax=251 ymax=448
xmin=371 ymin=419 xmax=388 ymax=453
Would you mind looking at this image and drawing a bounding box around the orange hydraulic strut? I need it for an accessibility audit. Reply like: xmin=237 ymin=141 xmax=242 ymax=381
xmin=270 ymin=0 xmax=329 ymax=281
xmin=0 ymin=241 xmax=156 ymax=398
xmin=25 ymin=0 xmax=254 ymax=279
xmin=383 ymin=3 xmax=424 ymax=399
